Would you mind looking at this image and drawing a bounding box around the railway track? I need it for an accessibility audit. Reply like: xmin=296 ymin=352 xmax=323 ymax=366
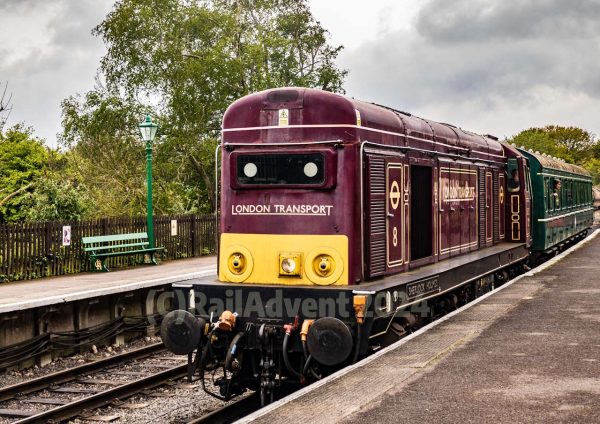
xmin=186 ymin=383 xmax=301 ymax=424
xmin=186 ymin=393 xmax=261 ymax=424
xmin=0 ymin=343 xmax=188 ymax=423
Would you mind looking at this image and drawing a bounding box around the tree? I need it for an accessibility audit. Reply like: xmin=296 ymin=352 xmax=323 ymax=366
xmin=0 ymin=125 xmax=48 ymax=222
xmin=24 ymin=178 xmax=89 ymax=222
xmin=61 ymin=0 xmax=347 ymax=216
xmin=0 ymin=81 xmax=12 ymax=132
xmin=509 ymin=125 xmax=596 ymax=164
xmin=508 ymin=125 xmax=600 ymax=184
xmin=61 ymin=89 xmax=151 ymax=217
xmin=0 ymin=124 xmax=89 ymax=223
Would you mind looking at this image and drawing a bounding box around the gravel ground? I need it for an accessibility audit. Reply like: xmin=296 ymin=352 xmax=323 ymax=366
xmin=0 ymin=336 xmax=162 ymax=389
xmin=78 ymin=379 xmax=246 ymax=424
xmin=0 ymin=334 xmax=247 ymax=424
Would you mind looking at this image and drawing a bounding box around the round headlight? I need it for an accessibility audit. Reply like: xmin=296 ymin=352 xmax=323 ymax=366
xmin=243 ymin=162 xmax=258 ymax=178
xmin=303 ymin=162 xmax=318 ymax=177
xmin=281 ymin=258 xmax=297 ymax=273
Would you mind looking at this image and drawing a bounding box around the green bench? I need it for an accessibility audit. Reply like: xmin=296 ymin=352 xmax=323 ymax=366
xmin=82 ymin=232 xmax=164 ymax=272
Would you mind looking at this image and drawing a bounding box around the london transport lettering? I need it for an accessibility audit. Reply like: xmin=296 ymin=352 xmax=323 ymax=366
xmin=442 ymin=180 xmax=476 ymax=202
xmin=232 ymin=204 xmax=334 ymax=216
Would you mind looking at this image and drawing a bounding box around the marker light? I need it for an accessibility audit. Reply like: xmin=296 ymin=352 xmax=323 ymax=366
xmin=279 ymin=253 xmax=302 ymax=276
xmin=281 ymin=258 xmax=296 ymax=273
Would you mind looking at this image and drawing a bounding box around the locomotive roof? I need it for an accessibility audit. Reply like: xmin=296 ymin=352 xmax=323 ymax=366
xmin=222 ymin=87 xmax=505 ymax=162
xmin=517 ymin=148 xmax=591 ymax=177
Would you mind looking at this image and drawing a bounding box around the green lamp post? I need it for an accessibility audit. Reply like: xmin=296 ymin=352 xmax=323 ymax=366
xmin=138 ymin=115 xmax=159 ymax=249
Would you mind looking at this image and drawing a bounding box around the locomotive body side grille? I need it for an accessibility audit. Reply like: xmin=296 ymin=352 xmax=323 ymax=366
xmin=493 ymin=169 xmax=500 ymax=242
xmin=478 ymin=168 xmax=486 ymax=247
xmin=366 ymin=155 xmax=386 ymax=277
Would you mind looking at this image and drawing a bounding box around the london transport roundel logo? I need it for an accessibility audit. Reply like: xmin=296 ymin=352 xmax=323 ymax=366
xmin=390 ymin=180 xmax=401 ymax=210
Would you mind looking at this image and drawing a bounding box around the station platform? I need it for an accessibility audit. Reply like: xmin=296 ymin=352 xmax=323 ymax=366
xmin=241 ymin=231 xmax=600 ymax=424
xmin=0 ymin=256 xmax=217 ymax=314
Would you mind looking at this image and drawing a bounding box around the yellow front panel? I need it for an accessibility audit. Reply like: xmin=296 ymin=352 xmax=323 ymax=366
xmin=219 ymin=233 xmax=349 ymax=286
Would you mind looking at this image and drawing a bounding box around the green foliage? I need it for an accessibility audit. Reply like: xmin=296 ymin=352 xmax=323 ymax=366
xmin=582 ymin=158 xmax=600 ymax=185
xmin=508 ymin=125 xmax=600 ymax=184
xmin=24 ymin=178 xmax=89 ymax=222
xmin=60 ymin=90 xmax=151 ymax=217
xmin=0 ymin=124 xmax=49 ymax=222
xmin=0 ymin=124 xmax=92 ymax=223
xmin=509 ymin=125 xmax=596 ymax=164
xmin=59 ymin=0 xmax=347 ymax=217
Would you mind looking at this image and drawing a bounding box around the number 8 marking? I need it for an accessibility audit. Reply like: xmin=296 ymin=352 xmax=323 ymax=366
xmin=393 ymin=226 xmax=398 ymax=247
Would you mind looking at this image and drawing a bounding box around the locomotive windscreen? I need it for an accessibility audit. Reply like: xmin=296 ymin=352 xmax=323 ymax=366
xmin=236 ymin=153 xmax=325 ymax=185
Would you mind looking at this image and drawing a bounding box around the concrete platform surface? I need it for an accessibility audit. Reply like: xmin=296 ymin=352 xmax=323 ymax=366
xmin=0 ymin=256 xmax=217 ymax=313
xmin=242 ymin=231 xmax=600 ymax=424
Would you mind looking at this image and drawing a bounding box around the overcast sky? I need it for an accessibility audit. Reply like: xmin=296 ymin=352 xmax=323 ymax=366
xmin=1 ymin=0 xmax=600 ymax=147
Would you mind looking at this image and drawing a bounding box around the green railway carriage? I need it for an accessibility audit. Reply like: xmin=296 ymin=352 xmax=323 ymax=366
xmin=518 ymin=149 xmax=593 ymax=252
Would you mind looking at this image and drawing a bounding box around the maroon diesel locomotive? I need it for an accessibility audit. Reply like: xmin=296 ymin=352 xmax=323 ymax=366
xmin=160 ymin=87 xmax=587 ymax=405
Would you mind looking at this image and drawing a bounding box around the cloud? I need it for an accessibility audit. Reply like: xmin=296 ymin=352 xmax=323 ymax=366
xmin=340 ymin=0 xmax=600 ymax=138
xmin=2 ymin=0 xmax=600 ymax=145
xmin=416 ymin=0 xmax=600 ymax=42
xmin=0 ymin=0 xmax=112 ymax=146
xmin=0 ymin=0 xmax=39 ymax=12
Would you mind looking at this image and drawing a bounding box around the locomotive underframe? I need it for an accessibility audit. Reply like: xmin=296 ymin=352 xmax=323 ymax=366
xmin=170 ymin=242 xmax=528 ymax=402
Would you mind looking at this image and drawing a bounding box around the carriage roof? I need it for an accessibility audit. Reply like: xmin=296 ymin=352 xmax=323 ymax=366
xmin=517 ymin=148 xmax=591 ymax=178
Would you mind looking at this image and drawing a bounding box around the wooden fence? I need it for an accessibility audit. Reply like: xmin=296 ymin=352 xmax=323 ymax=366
xmin=0 ymin=214 xmax=217 ymax=282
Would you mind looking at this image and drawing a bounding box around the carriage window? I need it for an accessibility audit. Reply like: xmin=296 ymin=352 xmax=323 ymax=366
xmin=237 ymin=153 xmax=325 ymax=185
xmin=553 ymin=178 xmax=562 ymax=210
xmin=588 ymin=183 xmax=592 ymax=203
xmin=544 ymin=178 xmax=550 ymax=212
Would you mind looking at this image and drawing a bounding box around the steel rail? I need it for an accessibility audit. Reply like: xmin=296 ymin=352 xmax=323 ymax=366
xmin=16 ymin=363 xmax=188 ymax=424
xmin=186 ymin=393 xmax=261 ymax=424
xmin=0 ymin=342 xmax=165 ymax=402
xmin=186 ymin=384 xmax=300 ymax=424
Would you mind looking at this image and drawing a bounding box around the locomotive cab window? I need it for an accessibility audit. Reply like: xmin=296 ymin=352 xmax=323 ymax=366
xmin=236 ymin=153 xmax=326 ymax=186
xmin=507 ymin=158 xmax=520 ymax=192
